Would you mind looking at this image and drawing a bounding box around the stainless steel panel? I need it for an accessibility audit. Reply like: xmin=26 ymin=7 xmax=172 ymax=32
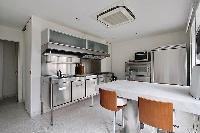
xmin=41 ymin=54 xmax=79 ymax=76
xmin=152 ymin=47 xmax=187 ymax=85
xmin=42 ymin=56 xmax=58 ymax=76
xmin=81 ymin=59 xmax=101 ymax=74
xmin=70 ymin=64 xmax=76 ymax=75
xmin=41 ymin=76 xmax=51 ymax=113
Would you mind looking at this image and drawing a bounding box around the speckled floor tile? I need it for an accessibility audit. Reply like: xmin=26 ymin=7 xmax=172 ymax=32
xmin=0 ymin=96 xmax=124 ymax=133
xmin=0 ymin=96 xmax=197 ymax=133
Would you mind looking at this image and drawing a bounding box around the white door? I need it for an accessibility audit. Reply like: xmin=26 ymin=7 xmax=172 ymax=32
xmin=0 ymin=41 xmax=3 ymax=99
xmin=0 ymin=40 xmax=18 ymax=99
xmin=153 ymin=48 xmax=187 ymax=85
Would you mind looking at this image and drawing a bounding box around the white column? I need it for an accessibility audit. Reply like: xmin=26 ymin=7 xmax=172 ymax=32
xmin=124 ymin=100 xmax=140 ymax=133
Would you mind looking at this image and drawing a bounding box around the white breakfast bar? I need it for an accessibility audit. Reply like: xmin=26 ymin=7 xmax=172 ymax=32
xmin=96 ymin=80 xmax=200 ymax=133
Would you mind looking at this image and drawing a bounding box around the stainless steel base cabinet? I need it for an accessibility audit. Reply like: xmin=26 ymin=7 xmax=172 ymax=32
xmin=86 ymin=75 xmax=98 ymax=97
xmin=72 ymin=77 xmax=85 ymax=101
xmin=52 ymin=79 xmax=71 ymax=107
xmin=41 ymin=77 xmax=72 ymax=113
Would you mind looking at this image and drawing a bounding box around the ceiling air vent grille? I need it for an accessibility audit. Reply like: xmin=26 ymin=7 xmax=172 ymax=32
xmin=97 ymin=6 xmax=135 ymax=27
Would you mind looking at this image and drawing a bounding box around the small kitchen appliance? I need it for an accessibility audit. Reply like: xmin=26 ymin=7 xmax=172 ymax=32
xmin=134 ymin=51 xmax=150 ymax=62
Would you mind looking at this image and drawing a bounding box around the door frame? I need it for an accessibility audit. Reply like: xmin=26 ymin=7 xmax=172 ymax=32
xmin=0 ymin=39 xmax=22 ymax=102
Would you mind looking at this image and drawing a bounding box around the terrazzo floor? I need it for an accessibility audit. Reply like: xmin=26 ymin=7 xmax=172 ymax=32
xmin=0 ymin=96 xmax=129 ymax=133
xmin=0 ymin=96 xmax=195 ymax=133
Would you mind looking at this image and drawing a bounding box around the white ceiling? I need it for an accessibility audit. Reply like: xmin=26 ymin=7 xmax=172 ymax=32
xmin=0 ymin=0 xmax=192 ymax=42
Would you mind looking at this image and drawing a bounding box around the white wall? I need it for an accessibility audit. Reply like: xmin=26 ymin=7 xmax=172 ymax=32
xmin=0 ymin=25 xmax=24 ymax=102
xmin=24 ymin=21 xmax=32 ymax=113
xmin=0 ymin=42 xmax=3 ymax=99
xmin=112 ymin=30 xmax=189 ymax=79
xmin=26 ymin=16 xmax=111 ymax=117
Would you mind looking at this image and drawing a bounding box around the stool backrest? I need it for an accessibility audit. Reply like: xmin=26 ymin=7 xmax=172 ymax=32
xmin=138 ymin=97 xmax=173 ymax=132
xmin=99 ymin=88 xmax=118 ymax=112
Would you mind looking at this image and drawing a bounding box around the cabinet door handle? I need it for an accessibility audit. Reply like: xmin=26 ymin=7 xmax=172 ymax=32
xmin=75 ymin=84 xmax=83 ymax=87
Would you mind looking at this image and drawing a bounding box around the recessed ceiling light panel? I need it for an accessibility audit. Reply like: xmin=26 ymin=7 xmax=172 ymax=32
xmin=97 ymin=5 xmax=135 ymax=28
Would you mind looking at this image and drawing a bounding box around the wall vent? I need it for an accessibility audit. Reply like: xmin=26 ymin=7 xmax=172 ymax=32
xmin=97 ymin=6 xmax=135 ymax=27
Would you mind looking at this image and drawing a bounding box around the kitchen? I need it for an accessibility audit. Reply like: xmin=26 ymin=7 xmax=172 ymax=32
xmin=0 ymin=0 xmax=200 ymax=133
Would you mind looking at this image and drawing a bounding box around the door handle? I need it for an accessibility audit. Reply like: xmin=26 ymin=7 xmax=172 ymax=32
xmin=136 ymin=75 xmax=145 ymax=77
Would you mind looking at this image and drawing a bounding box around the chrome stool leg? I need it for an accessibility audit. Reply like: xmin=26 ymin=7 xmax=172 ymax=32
xmin=113 ymin=111 xmax=116 ymax=133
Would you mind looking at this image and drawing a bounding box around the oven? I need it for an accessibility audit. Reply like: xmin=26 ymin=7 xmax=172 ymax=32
xmin=125 ymin=62 xmax=151 ymax=82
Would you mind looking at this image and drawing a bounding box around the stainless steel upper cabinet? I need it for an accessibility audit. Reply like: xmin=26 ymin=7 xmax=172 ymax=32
xmin=87 ymin=40 xmax=108 ymax=53
xmin=42 ymin=29 xmax=86 ymax=49
xmin=152 ymin=46 xmax=187 ymax=86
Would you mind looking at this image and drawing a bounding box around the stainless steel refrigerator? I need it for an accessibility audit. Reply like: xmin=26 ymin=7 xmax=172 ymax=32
xmin=151 ymin=44 xmax=188 ymax=86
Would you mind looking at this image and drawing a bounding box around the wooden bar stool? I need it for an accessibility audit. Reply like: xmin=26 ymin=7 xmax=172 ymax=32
xmin=99 ymin=88 xmax=127 ymax=133
xmin=138 ymin=97 xmax=174 ymax=133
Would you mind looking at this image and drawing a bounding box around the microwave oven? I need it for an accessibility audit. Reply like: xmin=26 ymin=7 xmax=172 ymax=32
xmin=134 ymin=51 xmax=150 ymax=61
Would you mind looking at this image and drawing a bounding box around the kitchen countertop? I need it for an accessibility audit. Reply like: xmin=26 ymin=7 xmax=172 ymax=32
xmin=96 ymin=80 xmax=200 ymax=115
xmin=42 ymin=72 xmax=114 ymax=78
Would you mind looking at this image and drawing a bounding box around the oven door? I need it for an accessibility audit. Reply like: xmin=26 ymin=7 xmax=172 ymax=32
xmin=129 ymin=66 xmax=150 ymax=77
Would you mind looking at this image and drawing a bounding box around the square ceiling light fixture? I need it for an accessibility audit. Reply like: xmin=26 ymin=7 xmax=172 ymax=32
xmin=97 ymin=5 xmax=135 ymax=28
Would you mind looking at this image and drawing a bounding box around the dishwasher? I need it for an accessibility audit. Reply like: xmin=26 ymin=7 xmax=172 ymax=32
xmin=72 ymin=77 xmax=85 ymax=101
xmin=85 ymin=75 xmax=98 ymax=97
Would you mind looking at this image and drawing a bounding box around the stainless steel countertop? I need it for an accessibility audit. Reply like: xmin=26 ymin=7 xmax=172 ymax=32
xmin=41 ymin=72 xmax=114 ymax=79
